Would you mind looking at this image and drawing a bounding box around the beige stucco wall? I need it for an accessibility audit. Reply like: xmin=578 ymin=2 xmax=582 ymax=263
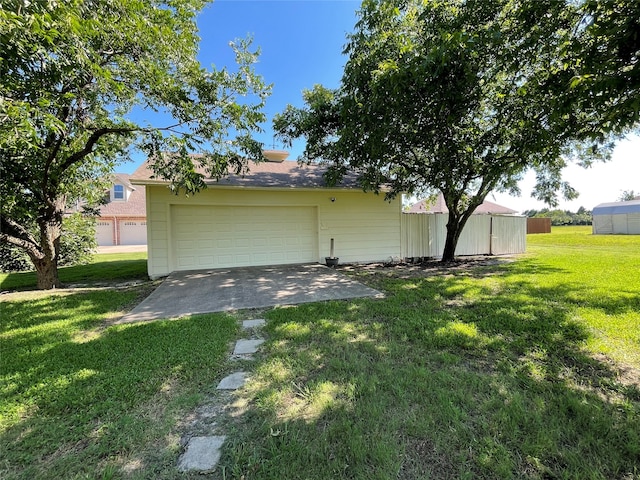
xmin=144 ymin=185 xmax=401 ymax=278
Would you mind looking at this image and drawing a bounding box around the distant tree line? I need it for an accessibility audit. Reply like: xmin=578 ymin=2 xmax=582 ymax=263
xmin=618 ymin=190 xmax=637 ymax=202
xmin=523 ymin=207 xmax=592 ymax=226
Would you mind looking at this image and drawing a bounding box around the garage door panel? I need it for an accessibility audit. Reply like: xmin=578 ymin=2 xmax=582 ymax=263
xmin=286 ymin=237 xmax=304 ymax=246
xmin=235 ymin=238 xmax=250 ymax=248
xmin=197 ymin=239 xmax=214 ymax=249
xmin=252 ymin=238 xmax=268 ymax=248
xmin=216 ymin=239 xmax=232 ymax=248
xmin=171 ymin=205 xmax=317 ymax=270
xmin=271 ymin=253 xmax=286 ymax=263
xmin=96 ymin=221 xmax=113 ymax=246
xmin=177 ymin=256 xmax=195 ymax=268
xmin=196 ymin=223 xmax=215 ymax=233
xmin=218 ymin=254 xmax=233 ymax=264
xmin=268 ymin=238 xmax=284 ymax=247
xmin=235 ymin=226 xmax=253 ymax=235
xmin=236 ymin=253 xmax=251 ymax=264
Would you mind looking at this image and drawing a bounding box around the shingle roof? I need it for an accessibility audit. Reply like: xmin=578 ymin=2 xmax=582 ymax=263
xmin=112 ymin=173 xmax=134 ymax=190
xmin=99 ymin=174 xmax=146 ymax=217
xmin=129 ymin=157 xmax=361 ymax=189
xmin=408 ymin=193 xmax=517 ymax=215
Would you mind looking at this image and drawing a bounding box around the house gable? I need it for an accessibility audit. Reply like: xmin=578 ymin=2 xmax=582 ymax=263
xmin=96 ymin=173 xmax=147 ymax=246
xmin=100 ymin=174 xmax=146 ymax=217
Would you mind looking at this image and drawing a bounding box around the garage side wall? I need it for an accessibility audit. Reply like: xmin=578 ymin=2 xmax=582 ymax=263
xmin=144 ymin=186 xmax=401 ymax=278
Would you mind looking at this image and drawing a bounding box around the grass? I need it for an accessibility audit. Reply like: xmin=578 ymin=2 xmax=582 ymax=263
xmin=225 ymin=226 xmax=639 ymax=479
xmin=0 ymin=252 xmax=148 ymax=291
xmin=526 ymin=226 xmax=640 ymax=368
xmin=1 ymin=227 xmax=639 ymax=479
xmin=1 ymin=287 xmax=239 ymax=479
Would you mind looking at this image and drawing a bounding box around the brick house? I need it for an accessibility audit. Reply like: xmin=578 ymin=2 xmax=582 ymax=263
xmin=95 ymin=174 xmax=147 ymax=246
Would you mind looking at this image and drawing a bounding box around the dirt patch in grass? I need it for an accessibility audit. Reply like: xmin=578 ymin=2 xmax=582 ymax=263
xmin=591 ymin=353 xmax=640 ymax=390
xmin=399 ymin=436 xmax=454 ymax=479
xmin=339 ymin=256 xmax=517 ymax=279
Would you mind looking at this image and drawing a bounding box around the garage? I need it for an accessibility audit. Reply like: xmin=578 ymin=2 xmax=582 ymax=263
xmin=171 ymin=205 xmax=318 ymax=270
xmin=131 ymin=155 xmax=403 ymax=279
xmin=120 ymin=220 xmax=147 ymax=245
xmin=96 ymin=220 xmax=114 ymax=246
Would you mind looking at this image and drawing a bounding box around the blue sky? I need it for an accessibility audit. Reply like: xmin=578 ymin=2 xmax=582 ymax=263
xmin=195 ymin=0 xmax=359 ymax=152
xmin=124 ymin=0 xmax=639 ymax=212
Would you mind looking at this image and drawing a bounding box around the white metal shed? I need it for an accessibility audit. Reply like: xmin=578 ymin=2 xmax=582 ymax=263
xmin=592 ymin=200 xmax=640 ymax=234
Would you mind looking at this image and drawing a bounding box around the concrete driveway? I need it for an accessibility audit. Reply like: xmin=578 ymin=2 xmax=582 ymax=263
xmin=97 ymin=245 xmax=147 ymax=254
xmin=119 ymin=264 xmax=383 ymax=322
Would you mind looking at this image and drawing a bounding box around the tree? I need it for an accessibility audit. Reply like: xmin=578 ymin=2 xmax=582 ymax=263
xmin=524 ymin=207 xmax=591 ymax=226
xmin=572 ymin=207 xmax=592 ymax=225
xmin=618 ymin=190 xmax=637 ymax=202
xmin=0 ymin=0 xmax=270 ymax=289
xmin=559 ymin=0 xmax=640 ymax=140
xmin=1 ymin=213 xmax=96 ymax=272
xmin=274 ymin=0 xmax=639 ymax=261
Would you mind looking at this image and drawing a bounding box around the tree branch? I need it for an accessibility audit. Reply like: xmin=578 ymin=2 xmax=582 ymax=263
xmin=0 ymin=216 xmax=41 ymax=257
xmin=58 ymin=126 xmax=139 ymax=172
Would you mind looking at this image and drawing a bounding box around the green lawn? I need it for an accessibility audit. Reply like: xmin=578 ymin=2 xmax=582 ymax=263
xmin=0 ymin=252 xmax=148 ymax=291
xmin=1 ymin=229 xmax=639 ymax=479
xmin=227 ymin=226 xmax=639 ymax=479
xmin=1 ymin=287 xmax=239 ymax=480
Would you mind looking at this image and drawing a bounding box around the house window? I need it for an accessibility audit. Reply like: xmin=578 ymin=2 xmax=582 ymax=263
xmin=113 ymin=184 xmax=124 ymax=200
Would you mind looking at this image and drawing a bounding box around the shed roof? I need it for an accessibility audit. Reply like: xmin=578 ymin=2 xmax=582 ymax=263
xmin=407 ymin=194 xmax=517 ymax=215
xmin=592 ymin=199 xmax=640 ymax=215
xmin=130 ymin=157 xmax=361 ymax=189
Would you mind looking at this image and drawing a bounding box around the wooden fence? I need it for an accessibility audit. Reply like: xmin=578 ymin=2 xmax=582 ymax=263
xmin=526 ymin=217 xmax=551 ymax=234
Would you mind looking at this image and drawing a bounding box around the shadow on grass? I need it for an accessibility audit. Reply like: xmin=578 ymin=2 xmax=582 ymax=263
xmin=1 ymin=288 xmax=237 ymax=480
xmin=223 ymin=261 xmax=640 ymax=479
xmin=0 ymin=257 xmax=148 ymax=291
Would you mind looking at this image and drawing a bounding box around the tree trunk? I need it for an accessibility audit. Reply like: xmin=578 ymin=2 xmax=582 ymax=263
xmin=32 ymin=200 xmax=65 ymax=290
xmin=442 ymin=216 xmax=463 ymax=262
xmin=33 ymin=254 xmax=61 ymax=289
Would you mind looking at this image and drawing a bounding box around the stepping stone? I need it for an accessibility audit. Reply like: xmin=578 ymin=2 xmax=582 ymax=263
xmin=233 ymin=339 xmax=264 ymax=355
xmin=242 ymin=319 xmax=266 ymax=329
xmin=217 ymin=371 xmax=248 ymax=390
xmin=177 ymin=435 xmax=226 ymax=473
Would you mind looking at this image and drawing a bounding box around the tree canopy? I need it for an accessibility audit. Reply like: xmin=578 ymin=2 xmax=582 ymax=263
xmin=274 ymin=0 xmax=639 ymax=261
xmin=618 ymin=190 xmax=638 ymax=202
xmin=0 ymin=0 xmax=270 ymax=288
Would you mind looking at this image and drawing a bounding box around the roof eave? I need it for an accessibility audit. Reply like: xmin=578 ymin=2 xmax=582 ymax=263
xmin=130 ymin=180 xmax=379 ymax=192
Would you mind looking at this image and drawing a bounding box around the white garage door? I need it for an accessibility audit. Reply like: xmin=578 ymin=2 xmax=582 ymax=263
xmin=171 ymin=205 xmax=317 ymax=270
xmin=96 ymin=220 xmax=114 ymax=246
xmin=120 ymin=220 xmax=147 ymax=245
